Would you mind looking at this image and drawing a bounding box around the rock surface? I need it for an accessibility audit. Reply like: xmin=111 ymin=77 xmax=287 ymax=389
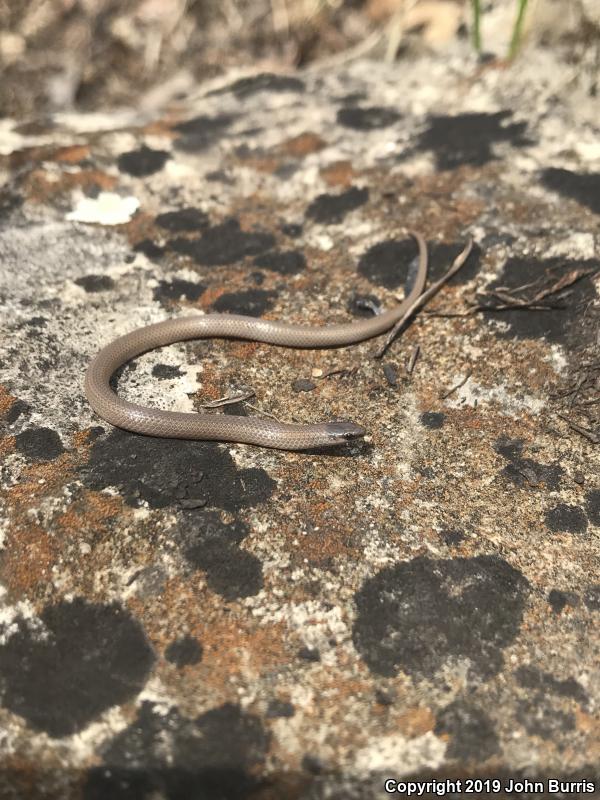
xmin=0 ymin=44 xmax=599 ymax=799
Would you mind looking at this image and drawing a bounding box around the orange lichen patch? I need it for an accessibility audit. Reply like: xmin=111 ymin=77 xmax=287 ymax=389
xmin=238 ymin=153 xmax=283 ymax=174
xmin=320 ymin=160 xmax=356 ymax=188
xmin=5 ymin=453 xmax=79 ymax=516
xmin=0 ymin=435 xmax=16 ymax=458
xmin=0 ymin=384 xmax=20 ymax=417
xmin=284 ymin=515 xmax=361 ymax=567
xmin=71 ymin=427 xmax=101 ymax=449
xmin=52 ymin=145 xmax=90 ymax=163
xmin=199 ymin=285 xmax=228 ymax=308
xmin=0 ymin=522 xmax=60 ymax=596
xmin=393 ymin=705 xmax=436 ymax=737
xmin=128 ymin=574 xmax=205 ymax=637
xmin=229 ymin=341 xmax=260 ymax=360
xmin=278 ymin=132 xmax=327 ymax=158
xmin=198 ymin=616 xmax=291 ymax=692
xmin=142 ymin=119 xmax=179 ymax=137
xmin=575 ymin=709 xmax=600 ymax=751
xmin=318 ymin=674 xmax=372 ymax=704
xmin=114 ymin=210 xmax=155 ymax=245
xmin=54 ymin=490 xmax=122 ymax=540
xmin=6 ymin=143 xmax=89 ymax=168
xmin=23 ymin=168 xmax=117 ymax=204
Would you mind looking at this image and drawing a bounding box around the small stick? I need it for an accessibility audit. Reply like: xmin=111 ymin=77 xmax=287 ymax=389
xmin=440 ymin=370 xmax=472 ymax=400
xmin=246 ymin=403 xmax=282 ymax=422
xmin=407 ymin=345 xmax=420 ymax=376
xmin=375 ymin=238 xmax=473 ymax=358
xmin=200 ymin=390 xmax=255 ymax=408
xmin=557 ymin=414 xmax=599 ymax=444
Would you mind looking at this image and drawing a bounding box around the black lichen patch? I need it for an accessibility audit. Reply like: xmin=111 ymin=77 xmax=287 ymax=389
xmin=545 ymin=504 xmax=588 ymax=534
xmin=352 ymin=555 xmax=529 ymax=679
xmin=428 ymin=241 xmax=482 ymax=285
xmin=515 ymin=665 xmax=588 ymax=706
xmin=173 ymin=113 xmax=237 ymax=152
xmin=117 ymin=145 xmax=170 ymax=177
xmin=253 ymin=249 xmax=306 ymax=275
xmin=84 ymin=701 xmax=269 ymax=800
xmin=15 ymin=426 xmax=64 ymax=461
xmin=265 ymin=699 xmax=295 ymax=718
xmin=152 ymin=364 xmax=184 ymax=380
xmin=292 ymin=378 xmax=316 ymax=393
xmin=152 ymin=278 xmax=206 ymax=306
xmin=169 ymin=219 xmax=275 ymax=265
xmin=336 ymin=106 xmax=401 ymax=131
xmin=218 ymin=73 xmax=305 ymax=98
xmin=585 ymin=489 xmax=600 ymax=526
xmin=541 ymin=168 xmax=600 ymax=215
xmin=516 ymin=697 xmax=576 ymax=740
xmin=165 ymin=635 xmax=203 ymax=668
xmin=382 ymin=363 xmax=397 ymax=387
xmin=155 ymin=208 xmax=210 ymax=233
xmin=133 ymin=238 xmax=165 ymax=261
xmin=494 ymin=436 xmax=563 ymax=491
xmin=440 ymin=529 xmax=465 ymax=547
xmin=306 ymin=186 xmax=369 ymax=225
xmin=212 ymin=289 xmax=276 ymax=317
xmin=435 ymin=700 xmax=499 ymax=762
xmin=420 ymin=411 xmax=445 ymax=429
xmin=482 ymin=256 xmax=599 ymax=343
xmin=359 ymin=238 xmax=479 ymax=291
xmin=298 ymin=646 xmax=320 ymax=662
xmin=178 ymin=511 xmax=263 ymax=600
xmin=74 ymin=274 xmax=115 ymax=292
xmin=4 ymin=398 xmax=30 ymax=424
xmin=80 ymin=429 xmax=276 ymax=512
xmin=0 ymin=598 xmax=155 ymax=737
xmin=548 ymin=589 xmax=577 ymax=614
xmin=281 ymin=222 xmax=302 ymax=238
xmin=0 ymin=188 xmax=23 ymax=220
xmin=583 ymin=585 xmax=600 ymax=611
xmin=495 ymin=436 xmax=524 ymax=462
xmin=357 ymin=238 xmax=415 ymax=289
xmin=417 ymin=111 xmax=530 ymax=170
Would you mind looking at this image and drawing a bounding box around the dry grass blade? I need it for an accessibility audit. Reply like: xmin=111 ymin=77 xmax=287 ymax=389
xmin=199 ymin=390 xmax=255 ymax=408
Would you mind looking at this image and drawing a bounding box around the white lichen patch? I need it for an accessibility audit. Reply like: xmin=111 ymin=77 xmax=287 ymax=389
xmin=0 ymin=600 xmax=46 ymax=646
xmin=546 ymin=232 xmax=596 ymax=260
xmin=354 ymin=731 xmax=446 ymax=776
xmin=66 ymin=192 xmax=140 ymax=225
xmin=444 ymin=378 xmax=544 ymax=414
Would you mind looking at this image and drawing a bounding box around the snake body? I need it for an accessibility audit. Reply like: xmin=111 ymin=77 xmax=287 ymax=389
xmin=85 ymin=233 xmax=428 ymax=450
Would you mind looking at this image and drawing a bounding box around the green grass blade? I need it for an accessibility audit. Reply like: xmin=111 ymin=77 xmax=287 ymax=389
xmin=508 ymin=0 xmax=530 ymax=59
xmin=471 ymin=0 xmax=482 ymax=52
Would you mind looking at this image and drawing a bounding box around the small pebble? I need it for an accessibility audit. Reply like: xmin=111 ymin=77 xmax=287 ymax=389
xmin=573 ymin=472 xmax=585 ymax=485
xmin=298 ymin=646 xmax=320 ymax=662
xmin=383 ymin=363 xmax=398 ymax=387
xmin=292 ymin=378 xmax=316 ymax=393
xmin=179 ymin=498 xmax=207 ymax=509
xmin=311 ymin=368 xmax=324 ymax=378
xmin=375 ymin=687 xmax=396 ymax=706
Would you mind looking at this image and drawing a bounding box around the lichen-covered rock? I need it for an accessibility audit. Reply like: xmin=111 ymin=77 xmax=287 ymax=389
xmin=0 ymin=42 xmax=599 ymax=799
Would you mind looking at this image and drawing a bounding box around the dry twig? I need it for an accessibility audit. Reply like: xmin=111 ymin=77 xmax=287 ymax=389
xmin=375 ymin=237 xmax=474 ymax=358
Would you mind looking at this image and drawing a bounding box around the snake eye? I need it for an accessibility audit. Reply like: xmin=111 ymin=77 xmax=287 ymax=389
xmin=325 ymin=421 xmax=366 ymax=442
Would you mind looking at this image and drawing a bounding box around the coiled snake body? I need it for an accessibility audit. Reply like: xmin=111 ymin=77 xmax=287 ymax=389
xmin=85 ymin=233 xmax=429 ymax=450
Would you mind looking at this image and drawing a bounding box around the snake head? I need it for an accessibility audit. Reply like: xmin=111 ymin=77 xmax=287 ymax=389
xmin=324 ymin=421 xmax=366 ymax=443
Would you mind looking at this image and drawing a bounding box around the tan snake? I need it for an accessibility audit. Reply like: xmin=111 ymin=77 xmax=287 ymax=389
xmin=85 ymin=232 xmax=430 ymax=450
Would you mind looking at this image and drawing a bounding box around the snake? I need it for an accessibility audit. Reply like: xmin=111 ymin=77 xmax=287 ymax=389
xmin=85 ymin=232 xmax=428 ymax=450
